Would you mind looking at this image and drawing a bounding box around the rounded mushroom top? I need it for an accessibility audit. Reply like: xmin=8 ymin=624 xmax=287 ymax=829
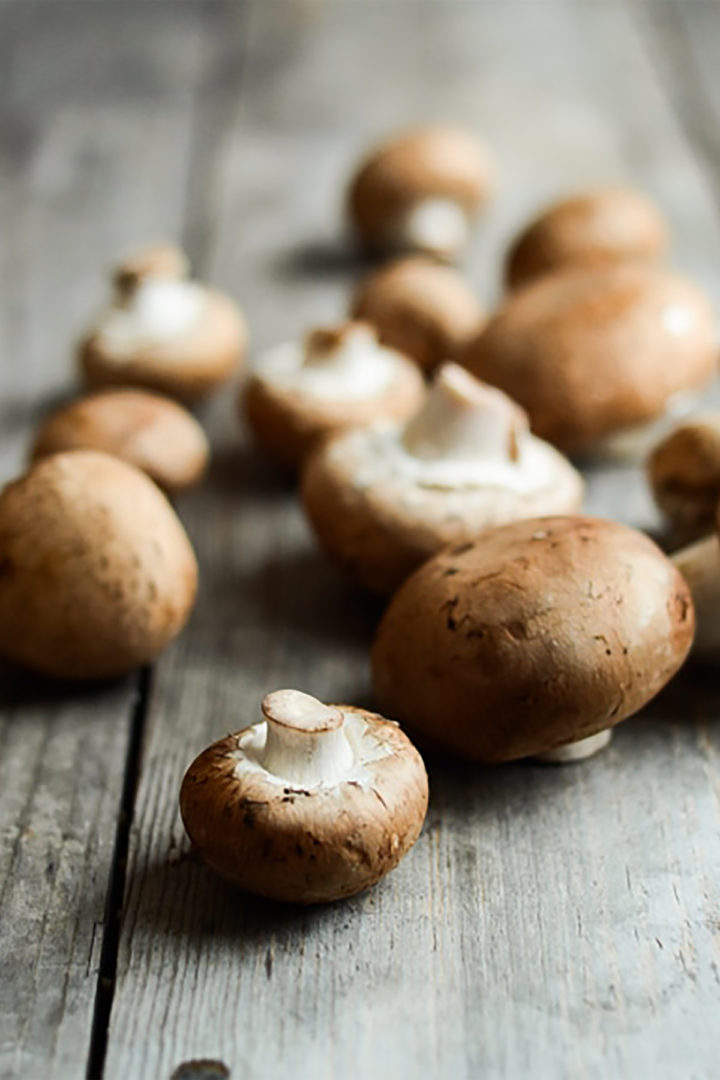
xmin=323 ymin=363 xmax=577 ymax=495
xmin=371 ymin=516 xmax=695 ymax=762
xmin=350 ymin=257 xmax=485 ymax=374
xmin=251 ymin=321 xmax=415 ymax=403
xmin=347 ymin=126 xmax=495 ymax=257
xmin=506 ymin=187 xmax=668 ymax=289
xmin=648 ymin=413 xmax=720 ymax=538
xmin=462 ymin=264 xmax=718 ymax=452
xmin=90 ymin=243 xmax=213 ymax=358
xmin=30 ymin=388 xmax=209 ymax=494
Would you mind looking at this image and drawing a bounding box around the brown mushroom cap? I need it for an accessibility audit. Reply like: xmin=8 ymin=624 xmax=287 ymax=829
xmin=506 ymin=188 xmax=668 ymax=290
xmin=0 ymin=450 xmax=198 ymax=680
xmin=461 ymin=264 xmax=717 ymax=453
xmin=648 ymin=414 xmax=720 ymax=540
xmin=79 ymin=243 xmax=246 ymax=403
xmin=242 ymin=322 xmax=426 ymax=470
xmin=179 ymin=697 xmax=428 ymax=904
xmin=372 ymin=516 xmax=694 ymax=762
xmin=31 ymin=389 xmax=209 ymax=494
xmin=351 ymin=257 xmax=485 ymax=375
xmin=347 ymin=126 xmax=495 ymax=254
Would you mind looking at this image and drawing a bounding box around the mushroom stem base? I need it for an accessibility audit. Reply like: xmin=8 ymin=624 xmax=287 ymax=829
xmin=535 ymin=728 xmax=612 ymax=764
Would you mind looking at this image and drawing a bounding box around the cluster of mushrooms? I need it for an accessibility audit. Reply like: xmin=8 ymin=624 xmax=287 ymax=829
xmin=3 ymin=125 xmax=720 ymax=905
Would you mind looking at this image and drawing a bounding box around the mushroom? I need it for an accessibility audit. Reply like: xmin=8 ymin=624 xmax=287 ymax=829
xmin=242 ymin=320 xmax=425 ymax=470
xmin=347 ymin=126 xmax=495 ymax=259
xmin=301 ymin=363 xmax=583 ymax=595
xmin=31 ymin=388 xmax=209 ymax=495
xmin=0 ymin=450 xmax=197 ymax=680
xmin=461 ymin=264 xmax=717 ymax=454
xmin=648 ymin=413 xmax=720 ymax=542
xmin=371 ymin=516 xmax=694 ymax=763
xmin=79 ymin=242 xmax=246 ymax=402
xmin=179 ymin=689 xmax=429 ymax=904
xmin=350 ymin=256 xmax=485 ymax=375
xmin=505 ymin=187 xmax=668 ymax=290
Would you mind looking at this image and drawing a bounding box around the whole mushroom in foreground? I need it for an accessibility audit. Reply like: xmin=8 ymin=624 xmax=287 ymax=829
xmin=505 ymin=187 xmax=668 ymax=290
xmin=351 ymin=256 xmax=485 ymax=375
xmin=31 ymin=388 xmax=209 ymax=495
xmin=347 ymin=126 xmax=495 ymax=259
xmin=0 ymin=450 xmax=197 ymax=680
xmin=79 ymin=242 xmax=246 ymax=402
xmin=302 ymin=363 xmax=583 ymax=595
xmin=180 ymin=689 xmax=429 ymax=904
xmin=371 ymin=516 xmax=694 ymax=763
xmin=461 ymin=264 xmax=717 ymax=454
xmin=648 ymin=413 xmax=720 ymax=542
xmin=242 ymin=321 xmax=425 ymax=470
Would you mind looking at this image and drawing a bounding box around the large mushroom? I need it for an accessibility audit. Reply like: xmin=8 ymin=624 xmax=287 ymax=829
xmin=242 ymin=321 xmax=425 ymax=470
xmin=302 ymin=363 xmax=583 ymax=595
xmin=179 ymin=689 xmax=429 ymax=904
xmin=648 ymin=413 xmax=720 ymax=542
xmin=347 ymin=126 xmax=495 ymax=259
xmin=0 ymin=450 xmax=197 ymax=680
xmin=79 ymin=243 xmax=246 ymax=402
xmin=31 ymin=388 xmax=209 ymax=495
xmin=461 ymin=263 xmax=717 ymax=454
xmin=372 ymin=516 xmax=694 ymax=763
xmin=505 ymin=188 xmax=668 ymax=290
xmin=350 ymin=256 xmax=485 ymax=375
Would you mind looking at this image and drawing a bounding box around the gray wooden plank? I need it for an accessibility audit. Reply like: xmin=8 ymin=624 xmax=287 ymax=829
xmin=105 ymin=3 xmax=720 ymax=1079
xmin=0 ymin=3 xmax=211 ymax=1076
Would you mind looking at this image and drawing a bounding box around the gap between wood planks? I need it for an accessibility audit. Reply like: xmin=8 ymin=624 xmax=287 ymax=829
xmin=83 ymin=4 xmax=249 ymax=1076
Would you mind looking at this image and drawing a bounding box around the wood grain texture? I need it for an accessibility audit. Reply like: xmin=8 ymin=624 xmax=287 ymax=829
xmin=0 ymin=3 xmax=209 ymax=1077
xmin=101 ymin=3 xmax=720 ymax=1080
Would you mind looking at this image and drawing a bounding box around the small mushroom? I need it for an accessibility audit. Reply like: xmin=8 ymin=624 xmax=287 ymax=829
xmin=371 ymin=516 xmax=694 ymax=763
xmin=242 ymin=321 xmax=425 ymax=470
xmin=505 ymin=187 xmax=668 ymax=290
xmin=461 ymin=264 xmax=717 ymax=454
xmin=0 ymin=450 xmax=197 ymax=680
xmin=347 ymin=126 xmax=495 ymax=259
xmin=302 ymin=363 xmax=583 ymax=595
xmin=79 ymin=242 xmax=246 ymax=402
xmin=350 ymin=256 xmax=485 ymax=375
xmin=670 ymin=505 xmax=720 ymax=660
xmin=179 ymin=689 xmax=429 ymax=904
xmin=31 ymin=388 xmax=209 ymax=495
xmin=648 ymin=413 xmax=720 ymax=542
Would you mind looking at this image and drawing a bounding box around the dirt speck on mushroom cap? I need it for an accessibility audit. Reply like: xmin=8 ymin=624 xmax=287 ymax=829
xmin=371 ymin=515 xmax=694 ymax=762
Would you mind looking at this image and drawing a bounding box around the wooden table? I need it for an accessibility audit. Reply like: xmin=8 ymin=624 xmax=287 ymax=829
xmin=2 ymin=2 xmax=720 ymax=1077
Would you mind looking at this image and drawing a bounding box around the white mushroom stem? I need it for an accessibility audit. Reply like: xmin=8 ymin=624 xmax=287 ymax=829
xmin=303 ymin=322 xmax=378 ymax=378
xmin=672 ymin=533 xmax=720 ymax=658
xmin=535 ymin=729 xmax=613 ymax=764
xmin=259 ymin=689 xmax=354 ymax=787
xmin=398 ymin=198 xmax=469 ymax=256
xmin=402 ymin=362 xmax=526 ymax=463
xmin=114 ymin=243 xmax=188 ymax=300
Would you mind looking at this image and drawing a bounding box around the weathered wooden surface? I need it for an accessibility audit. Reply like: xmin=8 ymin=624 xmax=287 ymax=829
xmin=3 ymin=2 xmax=720 ymax=1078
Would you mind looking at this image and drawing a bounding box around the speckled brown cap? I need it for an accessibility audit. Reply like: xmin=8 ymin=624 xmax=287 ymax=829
xmin=351 ymin=257 xmax=485 ymax=375
xmin=347 ymin=126 xmax=495 ymax=256
xmin=179 ymin=697 xmax=428 ymax=904
xmin=372 ymin=516 xmax=694 ymax=761
xmin=462 ymin=264 xmax=717 ymax=453
xmin=648 ymin=414 xmax=720 ymax=540
xmin=31 ymin=389 xmax=209 ymax=495
xmin=506 ymin=188 xmax=668 ymax=289
xmin=0 ymin=450 xmax=197 ymax=680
